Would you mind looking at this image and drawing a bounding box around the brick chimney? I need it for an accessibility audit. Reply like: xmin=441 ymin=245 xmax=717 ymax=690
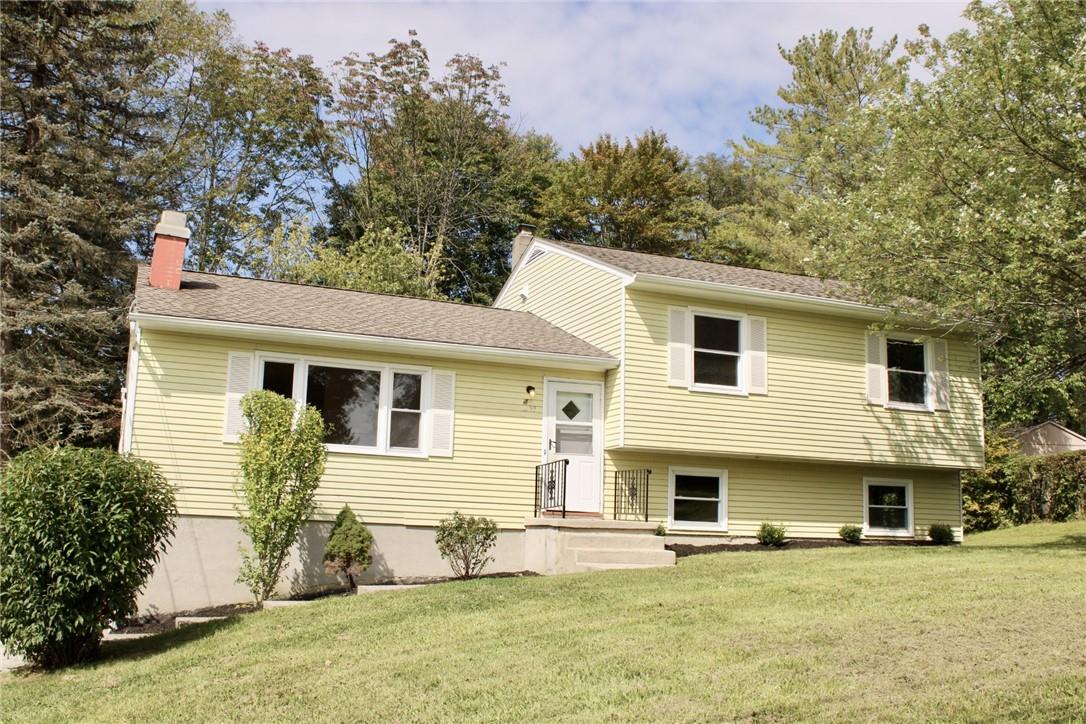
xmin=511 ymin=223 xmax=536 ymax=268
xmin=148 ymin=210 xmax=191 ymax=290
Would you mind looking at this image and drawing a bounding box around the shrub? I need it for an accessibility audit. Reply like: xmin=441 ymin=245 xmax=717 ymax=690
xmin=928 ymin=523 xmax=956 ymax=545
xmin=756 ymin=521 xmax=787 ymax=547
xmin=323 ymin=505 xmax=374 ymax=591
xmin=236 ymin=390 xmax=327 ymax=604
xmin=435 ymin=512 xmax=497 ymax=579
xmin=655 ymin=522 xmax=667 ymax=536
xmin=839 ymin=524 xmax=863 ymax=544
xmin=0 ymin=447 xmax=176 ymax=668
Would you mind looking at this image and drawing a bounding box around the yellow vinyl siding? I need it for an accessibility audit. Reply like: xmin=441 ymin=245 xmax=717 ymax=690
xmin=497 ymin=249 xmax=625 ymax=448
xmin=131 ymin=329 xmax=601 ymax=528
xmin=622 ymin=288 xmax=984 ymax=469
xmin=605 ymin=451 xmax=962 ymax=540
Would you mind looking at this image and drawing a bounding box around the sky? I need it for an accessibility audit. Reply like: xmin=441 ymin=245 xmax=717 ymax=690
xmin=202 ymin=1 xmax=973 ymax=157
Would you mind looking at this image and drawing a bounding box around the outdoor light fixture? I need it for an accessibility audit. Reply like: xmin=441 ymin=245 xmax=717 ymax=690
xmin=524 ymin=385 xmax=536 ymax=404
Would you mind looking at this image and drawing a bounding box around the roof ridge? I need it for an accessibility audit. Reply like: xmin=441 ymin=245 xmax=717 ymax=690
xmin=544 ymin=238 xmax=846 ymax=287
xmin=138 ymin=263 xmax=538 ymax=316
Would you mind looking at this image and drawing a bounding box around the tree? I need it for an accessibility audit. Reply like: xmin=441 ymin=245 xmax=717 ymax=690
xmin=323 ymin=32 xmax=545 ymax=302
xmin=153 ymin=9 xmax=332 ymax=274
xmin=0 ymin=0 xmax=169 ymax=457
xmin=706 ymin=28 xmax=909 ymax=271
xmin=813 ymin=0 xmax=1086 ymax=430
xmin=323 ymin=505 xmax=374 ymax=591
xmin=235 ymin=390 xmax=326 ymax=604
xmin=538 ymin=130 xmax=700 ymax=254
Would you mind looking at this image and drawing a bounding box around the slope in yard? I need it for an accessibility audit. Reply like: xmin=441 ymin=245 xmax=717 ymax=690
xmin=3 ymin=522 xmax=1085 ymax=722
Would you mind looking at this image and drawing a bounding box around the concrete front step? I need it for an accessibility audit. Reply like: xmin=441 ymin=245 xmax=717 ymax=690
xmin=564 ymin=533 xmax=664 ymax=550
xmin=572 ymin=547 xmax=676 ymax=567
xmin=581 ymin=562 xmax=671 ymax=571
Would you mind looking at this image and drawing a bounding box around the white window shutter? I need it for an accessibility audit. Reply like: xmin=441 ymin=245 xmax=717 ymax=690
xmin=930 ymin=339 xmax=951 ymax=411
xmin=865 ymin=332 xmax=887 ymax=405
xmin=223 ymin=352 xmax=253 ymax=442
xmin=667 ymin=307 xmax=691 ymax=387
xmin=746 ymin=316 xmax=768 ymax=395
xmin=429 ymin=371 xmax=456 ymax=457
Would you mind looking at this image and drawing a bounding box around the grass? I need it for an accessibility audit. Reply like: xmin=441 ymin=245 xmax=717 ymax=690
xmin=3 ymin=521 xmax=1085 ymax=722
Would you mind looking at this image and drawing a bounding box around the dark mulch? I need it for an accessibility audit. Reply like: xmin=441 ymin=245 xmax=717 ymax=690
xmin=668 ymin=538 xmax=938 ymax=558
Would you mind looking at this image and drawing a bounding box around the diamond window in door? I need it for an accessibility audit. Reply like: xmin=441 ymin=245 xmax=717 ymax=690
xmin=556 ymin=392 xmax=591 ymax=423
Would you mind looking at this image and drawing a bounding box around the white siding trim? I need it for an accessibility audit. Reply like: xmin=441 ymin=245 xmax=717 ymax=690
xmin=119 ymin=321 xmax=142 ymax=454
xmin=493 ymin=238 xmax=634 ymax=306
xmin=865 ymin=331 xmax=887 ymax=405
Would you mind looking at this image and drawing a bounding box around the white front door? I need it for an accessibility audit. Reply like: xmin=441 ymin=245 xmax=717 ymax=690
xmin=543 ymin=380 xmax=603 ymax=513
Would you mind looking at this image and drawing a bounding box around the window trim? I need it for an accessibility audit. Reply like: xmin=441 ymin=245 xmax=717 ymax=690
xmin=862 ymin=477 xmax=914 ymax=538
xmin=254 ymin=351 xmax=431 ymax=458
xmin=688 ymin=310 xmax=746 ymax=396
xmin=884 ymin=334 xmax=932 ymax=412
xmin=668 ymin=466 xmax=728 ymax=532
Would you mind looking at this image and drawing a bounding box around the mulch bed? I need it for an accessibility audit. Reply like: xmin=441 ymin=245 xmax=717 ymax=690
xmin=667 ymin=538 xmax=936 ymax=558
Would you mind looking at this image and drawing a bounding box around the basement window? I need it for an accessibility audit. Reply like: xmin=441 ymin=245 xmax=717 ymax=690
xmin=863 ymin=478 xmax=913 ymax=537
xmin=668 ymin=467 xmax=727 ymax=531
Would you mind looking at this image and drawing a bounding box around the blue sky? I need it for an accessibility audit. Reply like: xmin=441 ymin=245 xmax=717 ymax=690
xmin=202 ymin=1 xmax=971 ymax=156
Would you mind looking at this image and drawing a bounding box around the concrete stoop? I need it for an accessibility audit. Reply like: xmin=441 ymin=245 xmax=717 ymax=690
xmin=524 ymin=518 xmax=676 ymax=575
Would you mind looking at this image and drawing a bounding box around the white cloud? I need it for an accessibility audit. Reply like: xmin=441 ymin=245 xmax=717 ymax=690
xmin=202 ymin=1 xmax=971 ymax=155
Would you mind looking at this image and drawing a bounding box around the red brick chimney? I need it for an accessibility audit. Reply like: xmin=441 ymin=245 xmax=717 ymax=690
xmin=148 ymin=210 xmax=191 ymax=290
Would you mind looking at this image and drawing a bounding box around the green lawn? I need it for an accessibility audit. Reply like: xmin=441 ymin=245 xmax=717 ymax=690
xmin=3 ymin=522 xmax=1085 ymax=722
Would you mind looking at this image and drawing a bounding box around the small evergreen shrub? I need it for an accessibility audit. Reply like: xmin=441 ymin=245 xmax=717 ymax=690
xmin=655 ymin=522 xmax=667 ymax=536
xmin=928 ymin=523 xmax=956 ymax=545
xmin=756 ymin=521 xmax=787 ymax=547
xmin=323 ymin=505 xmax=374 ymax=591
xmin=236 ymin=390 xmax=327 ymax=604
xmin=435 ymin=512 xmax=497 ymax=579
xmin=0 ymin=447 xmax=176 ymax=668
xmin=839 ymin=524 xmax=863 ymax=544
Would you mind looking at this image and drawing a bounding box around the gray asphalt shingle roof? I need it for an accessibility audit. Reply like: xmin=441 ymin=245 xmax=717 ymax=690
xmin=546 ymin=239 xmax=862 ymax=303
xmin=132 ymin=266 xmax=614 ymax=360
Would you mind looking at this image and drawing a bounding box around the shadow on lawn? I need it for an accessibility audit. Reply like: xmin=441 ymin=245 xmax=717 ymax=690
xmin=95 ymin=618 xmax=242 ymax=667
xmin=967 ymin=533 xmax=1086 ymax=552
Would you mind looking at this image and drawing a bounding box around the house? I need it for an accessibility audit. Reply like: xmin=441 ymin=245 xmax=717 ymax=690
xmin=123 ymin=212 xmax=984 ymax=612
xmin=1009 ymin=421 xmax=1086 ymax=457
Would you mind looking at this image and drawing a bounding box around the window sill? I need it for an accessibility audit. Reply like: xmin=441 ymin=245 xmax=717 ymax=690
xmin=689 ymin=384 xmax=747 ymax=397
xmin=863 ymin=526 xmax=914 ymax=538
xmin=885 ymin=402 xmax=932 ymax=413
xmin=325 ymin=444 xmax=428 ymax=459
xmin=669 ymin=522 xmax=728 ymax=532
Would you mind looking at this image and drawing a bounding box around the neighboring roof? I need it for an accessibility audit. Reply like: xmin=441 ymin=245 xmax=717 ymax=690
xmin=1009 ymin=421 xmax=1086 ymax=457
xmin=131 ymin=266 xmax=614 ymax=362
xmin=543 ymin=239 xmax=864 ymax=304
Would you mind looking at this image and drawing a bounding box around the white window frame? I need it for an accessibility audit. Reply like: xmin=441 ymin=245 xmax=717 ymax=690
xmin=862 ymin=477 xmax=914 ymax=538
xmin=689 ymin=310 xmax=746 ymax=396
xmin=884 ymin=335 xmax=931 ymax=412
xmin=254 ymin=351 xmax=431 ymax=458
xmin=668 ymin=466 xmax=728 ymax=532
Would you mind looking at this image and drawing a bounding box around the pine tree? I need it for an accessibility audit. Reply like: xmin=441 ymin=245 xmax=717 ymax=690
xmin=0 ymin=1 xmax=165 ymax=456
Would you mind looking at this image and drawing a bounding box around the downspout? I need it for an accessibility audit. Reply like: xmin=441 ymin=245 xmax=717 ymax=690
xmin=119 ymin=319 xmax=141 ymax=454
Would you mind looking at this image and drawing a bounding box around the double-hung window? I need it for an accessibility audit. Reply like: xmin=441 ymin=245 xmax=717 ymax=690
xmin=256 ymin=354 xmax=428 ymax=456
xmin=886 ymin=339 xmax=927 ymax=408
xmin=692 ymin=313 xmax=743 ymax=392
xmin=863 ymin=478 xmax=913 ymax=537
xmin=669 ymin=467 xmax=727 ymax=530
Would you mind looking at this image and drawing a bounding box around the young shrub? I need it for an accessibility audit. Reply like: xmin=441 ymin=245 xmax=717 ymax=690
xmin=0 ymin=447 xmax=176 ymax=669
xmin=839 ymin=524 xmax=863 ymax=544
xmin=756 ymin=521 xmax=787 ymax=547
xmin=236 ymin=390 xmax=327 ymax=604
xmin=435 ymin=511 xmax=498 ymax=579
xmin=928 ymin=523 xmax=956 ymax=546
xmin=323 ymin=505 xmax=374 ymax=591
xmin=655 ymin=522 xmax=667 ymax=537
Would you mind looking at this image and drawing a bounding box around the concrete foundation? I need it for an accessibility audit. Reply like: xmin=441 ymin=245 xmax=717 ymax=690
xmin=138 ymin=514 xmax=526 ymax=614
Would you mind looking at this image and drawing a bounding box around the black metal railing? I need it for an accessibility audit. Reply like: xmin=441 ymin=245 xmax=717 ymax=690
xmin=614 ymin=469 xmax=651 ymax=521
xmin=535 ymin=459 xmax=569 ymax=518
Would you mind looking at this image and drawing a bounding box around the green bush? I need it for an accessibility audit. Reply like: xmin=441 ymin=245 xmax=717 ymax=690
xmin=654 ymin=522 xmax=667 ymax=536
xmin=235 ymin=390 xmax=326 ymax=604
xmin=928 ymin=523 xmax=956 ymax=545
xmin=323 ymin=505 xmax=374 ymax=591
xmin=756 ymin=521 xmax=787 ymax=547
xmin=963 ymin=434 xmax=1086 ymax=532
xmin=0 ymin=447 xmax=176 ymax=668
xmin=839 ymin=524 xmax=863 ymax=544
xmin=435 ymin=512 xmax=497 ymax=579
